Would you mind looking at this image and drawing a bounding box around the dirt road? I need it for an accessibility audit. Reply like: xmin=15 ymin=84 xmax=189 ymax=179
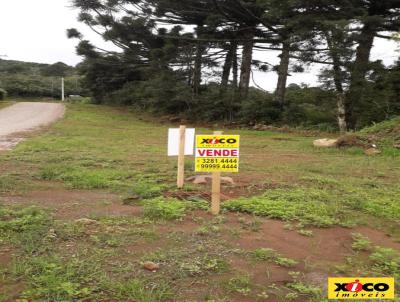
xmin=0 ymin=102 xmax=65 ymax=150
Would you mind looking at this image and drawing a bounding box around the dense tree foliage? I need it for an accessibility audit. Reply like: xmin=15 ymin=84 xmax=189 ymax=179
xmin=0 ymin=59 xmax=86 ymax=98
xmin=68 ymin=0 xmax=400 ymax=130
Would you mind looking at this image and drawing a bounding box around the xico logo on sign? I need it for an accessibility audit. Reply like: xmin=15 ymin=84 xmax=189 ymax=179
xmin=328 ymin=278 xmax=395 ymax=300
xmin=196 ymin=135 xmax=240 ymax=149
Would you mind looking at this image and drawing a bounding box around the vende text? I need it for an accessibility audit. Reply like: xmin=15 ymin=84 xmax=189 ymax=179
xmin=196 ymin=148 xmax=239 ymax=157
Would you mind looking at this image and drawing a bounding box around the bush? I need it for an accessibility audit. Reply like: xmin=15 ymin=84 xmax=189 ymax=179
xmin=238 ymin=90 xmax=282 ymax=124
xmin=0 ymin=74 xmax=86 ymax=98
xmin=102 ymin=72 xmax=193 ymax=111
xmin=0 ymin=88 xmax=7 ymax=100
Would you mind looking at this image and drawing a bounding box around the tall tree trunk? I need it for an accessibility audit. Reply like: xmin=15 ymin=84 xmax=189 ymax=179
xmin=187 ymin=50 xmax=193 ymax=86
xmin=275 ymin=40 xmax=290 ymax=108
xmin=193 ymin=25 xmax=205 ymax=96
xmin=336 ymin=93 xmax=347 ymax=133
xmin=239 ymin=28 xmax=255 ymax=98
xmin=326 ymin=32 xmax=347 ymax=133
xmin=220 ymin=42 xmax=236 ymax=94
xmin=346 ymin=23 xmax=376 ymax=129
xmin=193 ymin=41 xmax=204 ymax=96
xmin=232 ymin=44 xmax=238 ymax=89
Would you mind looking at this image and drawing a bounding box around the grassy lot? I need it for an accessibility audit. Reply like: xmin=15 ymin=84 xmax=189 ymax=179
xmin=0 ymin=103 xmax=399 ymax=301
xmin=0 ymin=101 xmax=14 ymax=110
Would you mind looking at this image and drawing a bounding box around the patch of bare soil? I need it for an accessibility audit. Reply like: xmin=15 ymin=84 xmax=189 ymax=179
xmin=0 ymin=246 xmax=24 ymax=302
xmin=167 ymin=176 xmax=284 ymax=202
xmin=220 ymin=180 xmax=283 ymax=200
xmin=228 ymin=217 xmax=400 ymax=266
xmin=271 ymin=137 xmax=297 ymax=141
xmin=2 ymin=189 xmax=400 ymax=302
xmin=1 ymin=189 xmax=138 ymax=219
xmin=354 ymin=226 xmax=400 ymax=250
xmin=117 ymin=211 xmax=400 ymax=301
xmin=0 ymin=282 xmax=25 ymax=302
xmin=0 ymin=246 xmax=15 ymax=266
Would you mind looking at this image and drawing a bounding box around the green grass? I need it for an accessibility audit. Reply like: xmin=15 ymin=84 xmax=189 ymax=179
xmin=0 ymin=104 xmax=177 ymax=194
xmin=1 ymin=101 xmax=400 ymax=301
xmin=360 ymin=116 xmax=400 ymax=135
xmin=0 ymin=206 xmax=52 ymax=254
xmin=0 ymin=175 xmax=21 ymax=193
xmin=179 ymin=255 xmax=230 ymax=276
xmin=337 ymin=243 xmax=400 ymax=294
xmin=127 ymin=180 xmax=168 ymax=200
xmin=0 ymin=205 xmax=184 ymax=301
xmin=249 ymin=248 xmax=277 ymax=261
xmin=249 ymin=248 xmax=298 ymax=267
xmin=359 ymin=116 xmax=400 ymax=152
xmin=111 ymin=279 xmax=172 ymax=302
xmin=1 ymin=103 xmax=399 ymax=217
xmin=223 ymin=184 xmax=400 ymax=227
xmin=225 ymin=275 xmax=252 ymax=296
xmin=275 ymin=257 xmax=298 ymax=267
xmin=0 ymin=101 xmax=14 ymax=109
xmin=286 ymin=282 xmax=322 ymax=297
xmin=142 ymin=198 xmax=187 ymax=221
xmin=224 ymin=188 xmax=339 ymax=227
xmin=0 ymin=202 xmax=236 ymax=300
xmin=40 ymin=164 xmax=137 ymax=189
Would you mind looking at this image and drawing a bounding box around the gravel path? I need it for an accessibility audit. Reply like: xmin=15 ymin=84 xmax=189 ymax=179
xmin=0 ymin=102 xmax=65 ymax=150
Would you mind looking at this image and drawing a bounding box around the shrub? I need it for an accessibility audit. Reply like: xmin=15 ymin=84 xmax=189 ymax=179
xmin=0 ymin=88 xmax=7 ymax=100
xmin=239 ymin=91 xmax=282 ymax=124
xmin=104 ymin=72 xmax=192 ymax=111
xmin=0 ymin=74 xmax=85 ymax=98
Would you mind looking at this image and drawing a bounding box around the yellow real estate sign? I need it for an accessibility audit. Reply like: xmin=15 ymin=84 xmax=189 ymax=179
xmin=195 ymin=135 xmax=240 ymax=172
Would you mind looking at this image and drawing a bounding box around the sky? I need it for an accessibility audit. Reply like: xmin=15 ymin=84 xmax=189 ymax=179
xmin=0 ymin=0 xmax=399 ymax=91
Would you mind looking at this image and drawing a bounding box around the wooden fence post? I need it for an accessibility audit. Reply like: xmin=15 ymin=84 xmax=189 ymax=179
xmin=211 ymin=131 xmax=222 ymax=215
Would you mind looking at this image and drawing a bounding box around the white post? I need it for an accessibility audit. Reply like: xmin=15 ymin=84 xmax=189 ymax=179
xmin=61 ymin=77 xmax=65 ymax=102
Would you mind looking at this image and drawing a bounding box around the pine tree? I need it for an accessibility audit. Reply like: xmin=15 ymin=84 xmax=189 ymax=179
xmin=346 ymin=0 xmax=400 ymax=128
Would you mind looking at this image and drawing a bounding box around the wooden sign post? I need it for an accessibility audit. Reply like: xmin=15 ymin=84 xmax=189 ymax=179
xmin=211 ymin=131 xmax=222 ymax=215
xmin=177 ymin=125 xmax=186 ymax=189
